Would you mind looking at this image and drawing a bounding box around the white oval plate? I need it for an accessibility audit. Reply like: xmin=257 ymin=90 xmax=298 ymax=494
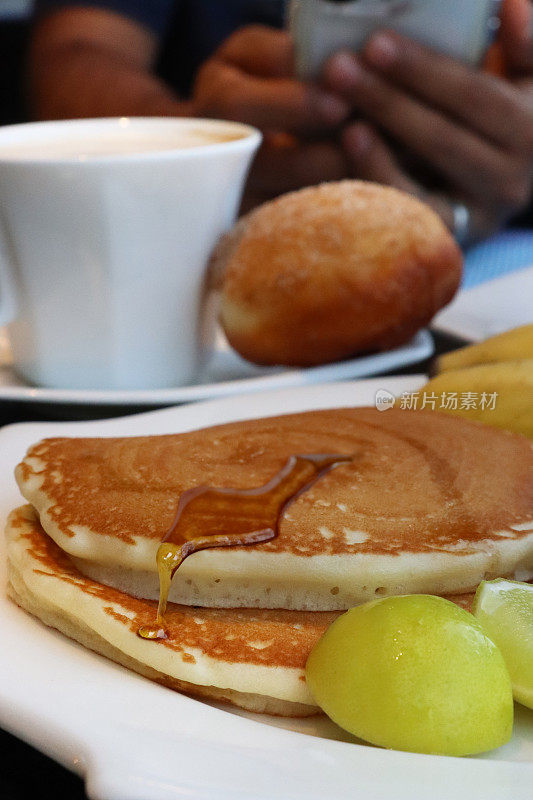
xmin=433 ymin=265 xmax=533 ymax=341
xmin=0 ymin=377 xmax=531 ymax=800
xmin=0 ymin=327 xmax=432 ymax=405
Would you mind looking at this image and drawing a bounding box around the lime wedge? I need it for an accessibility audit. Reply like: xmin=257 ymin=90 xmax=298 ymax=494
xmin=473 ymin=579 xmax=533 ymax=709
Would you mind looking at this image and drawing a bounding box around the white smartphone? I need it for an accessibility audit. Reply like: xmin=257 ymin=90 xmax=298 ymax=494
xmin=288 ymin=0 xmax=503 ymax=80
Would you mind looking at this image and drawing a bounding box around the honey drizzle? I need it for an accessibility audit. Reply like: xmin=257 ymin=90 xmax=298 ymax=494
xmin=137 ymin=454 xmax=352 ymax=640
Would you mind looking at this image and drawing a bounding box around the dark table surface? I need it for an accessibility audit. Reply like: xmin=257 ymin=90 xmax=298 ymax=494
xmin=0 ymin=330 xmax=467 ymax=800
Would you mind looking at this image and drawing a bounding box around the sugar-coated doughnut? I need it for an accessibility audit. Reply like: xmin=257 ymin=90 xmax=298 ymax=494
xmin=217 ymin=181 xmax=462 ymax=366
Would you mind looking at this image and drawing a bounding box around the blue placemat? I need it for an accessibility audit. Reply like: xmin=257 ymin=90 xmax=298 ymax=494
xmin=463 ymin=229 xmax=533 ymax=289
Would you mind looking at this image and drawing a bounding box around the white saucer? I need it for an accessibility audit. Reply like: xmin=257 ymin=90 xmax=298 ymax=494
xmin=0 ymin=326 xmax=433 ymax=406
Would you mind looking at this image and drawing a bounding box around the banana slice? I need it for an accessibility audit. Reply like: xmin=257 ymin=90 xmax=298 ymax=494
xmin=421 ymin=360 xmax=533 ymax=439
xmin=435 ymin=324 xmax=533 ymax=374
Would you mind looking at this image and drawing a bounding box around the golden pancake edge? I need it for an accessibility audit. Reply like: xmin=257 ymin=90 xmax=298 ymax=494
xmin=14 ymin=408 xmax=533 ymax=611
xmin=5 ymin=505 xmax=475 ymax=717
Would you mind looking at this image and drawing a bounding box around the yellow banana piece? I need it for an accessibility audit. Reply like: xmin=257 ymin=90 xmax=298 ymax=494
xmin=420 ymin=360 xmax=533 ymax=439
xmin=435 ymin=324 xmax=533 ymax=374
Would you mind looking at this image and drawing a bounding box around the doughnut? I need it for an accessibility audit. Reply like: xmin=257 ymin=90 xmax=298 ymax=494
xmin=216 ymin=181 xmax=462 ymax=366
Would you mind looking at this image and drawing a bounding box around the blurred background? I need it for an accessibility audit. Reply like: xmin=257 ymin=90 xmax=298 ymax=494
xmin=0 ymin=0 xmax=31 ymax=126
xmin=0 ymin=0 xmax=531 ymax=282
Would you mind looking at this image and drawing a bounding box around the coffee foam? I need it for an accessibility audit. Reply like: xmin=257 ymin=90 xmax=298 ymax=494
xmin=0 ymin=127 xmax=245 ymax=161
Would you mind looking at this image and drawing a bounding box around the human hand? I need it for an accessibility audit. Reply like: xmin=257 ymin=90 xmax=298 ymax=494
xmin=499 ymin=0 xmax=533 ymax=76
xmin=192 ymin=25 xmax=352 ymax=205
xmin=323 ymin=0 xmax=533 ymax=244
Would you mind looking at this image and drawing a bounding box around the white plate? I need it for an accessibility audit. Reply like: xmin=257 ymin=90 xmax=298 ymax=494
xmin=0 ymin=326 xmax=433 ymax=405
xmin=433 ymin=265 xmax=533 ymax=341
xmin=0 ymin=377 xmax=531 ymax=800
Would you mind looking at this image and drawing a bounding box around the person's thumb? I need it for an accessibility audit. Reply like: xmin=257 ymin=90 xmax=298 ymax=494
xmin=499 ymin=0 xmax=533 ymax=74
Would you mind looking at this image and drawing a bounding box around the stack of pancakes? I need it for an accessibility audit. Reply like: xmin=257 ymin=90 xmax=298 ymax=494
xmin=6 ymin=408 xmax=533 ymax=716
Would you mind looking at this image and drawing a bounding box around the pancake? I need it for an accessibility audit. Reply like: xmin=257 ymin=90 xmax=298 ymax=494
xmin=15 ymin=408 xmax=533 ymax=611
xmin=6 ymin=505 xmax=332 ymax=715
xmin=5 ymin=505 xmax=474 ymax=716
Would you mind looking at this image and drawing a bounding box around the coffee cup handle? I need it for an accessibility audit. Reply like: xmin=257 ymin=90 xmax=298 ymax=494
xmin=0 ymin=227 xmax=18 ymax=326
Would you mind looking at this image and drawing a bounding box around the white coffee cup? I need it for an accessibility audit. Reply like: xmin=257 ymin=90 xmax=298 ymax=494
xmin=0 ymin=117 xmax=261 ymax=390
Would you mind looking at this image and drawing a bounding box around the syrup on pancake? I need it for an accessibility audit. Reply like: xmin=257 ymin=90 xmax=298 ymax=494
xmin=139 ymin=454 xmax=353 ymax=639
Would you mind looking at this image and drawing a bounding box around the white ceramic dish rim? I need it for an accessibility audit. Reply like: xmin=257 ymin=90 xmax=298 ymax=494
xmin=0 ymin=330 xmax=432 ymax=405
xmin=0 ymin=377 xmax=531 ymax=800
xmin=433 ymin=265 xmax=533 ymax=341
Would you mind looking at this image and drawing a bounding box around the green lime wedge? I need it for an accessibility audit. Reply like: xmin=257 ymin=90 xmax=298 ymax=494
xmin=473 ymin=579 xmax=533 ymax=709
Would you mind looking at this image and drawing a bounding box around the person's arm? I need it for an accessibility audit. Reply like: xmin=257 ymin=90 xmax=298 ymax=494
xmin=28 ymin=7 xmax=193 ymax=119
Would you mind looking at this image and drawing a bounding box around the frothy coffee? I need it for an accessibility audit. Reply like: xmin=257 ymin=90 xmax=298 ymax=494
xmin=0 ymin=126 xmax=246 ymax=161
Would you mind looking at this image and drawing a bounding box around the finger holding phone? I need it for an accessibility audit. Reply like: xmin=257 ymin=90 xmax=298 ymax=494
xmin=192 ymin=25 xmax=354 ymax=208
xmin=291 ymin=0 xmax=533 ymax=244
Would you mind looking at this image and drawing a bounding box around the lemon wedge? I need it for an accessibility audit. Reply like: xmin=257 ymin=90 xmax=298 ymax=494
xmin=473 ymin=579 xmax=533 ymax=710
